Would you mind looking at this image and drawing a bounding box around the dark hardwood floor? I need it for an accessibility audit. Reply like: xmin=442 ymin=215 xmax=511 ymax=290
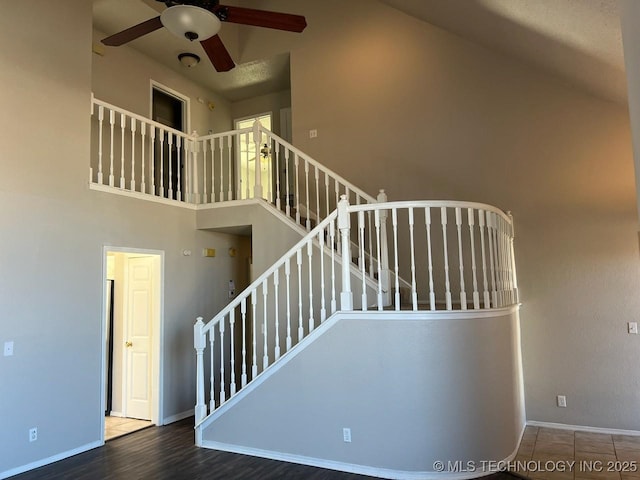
xmin=11 ymin=417 xmax=525 ymax=480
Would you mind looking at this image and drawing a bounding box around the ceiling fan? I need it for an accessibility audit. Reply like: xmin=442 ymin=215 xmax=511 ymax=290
xmin=101 ymin=0 xmax=307 ymax=72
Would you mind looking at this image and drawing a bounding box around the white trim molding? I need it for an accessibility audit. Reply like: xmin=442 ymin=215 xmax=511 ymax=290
xmin=527 ymin=420 xmax=640 ymax=437
xmin=0 ymin=441 xmax=102 ymax=480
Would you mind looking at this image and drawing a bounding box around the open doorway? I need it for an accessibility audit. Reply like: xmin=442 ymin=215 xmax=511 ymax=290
xmin=102 ymin=248 xmax=163 ymax=441
xmin=235 ymin=113 xmax=273 ymax=201
xmin=151 ymin=82 xmax=189 ymax=200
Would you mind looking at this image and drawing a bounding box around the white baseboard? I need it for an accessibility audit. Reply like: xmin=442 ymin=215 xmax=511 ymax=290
xmin=527 ymin=420 xmax=640 ymax=436
xmin=108 ymin=411 xmax=124 ymax=418
xmin=163 ymin=409 xmax=193 ymax=425
xmin=199 ymin=439 xmax=521 ymax=480
xmin=0 ymin=440 xmax=102 ymax=480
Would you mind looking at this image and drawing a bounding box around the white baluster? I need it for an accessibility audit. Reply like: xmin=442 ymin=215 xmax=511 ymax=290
xmin=285 ymin=149 xmax=291 ymax=217
xmin=478 ymin=210 xmax=490 ymax=308
xmin=324 ymin=172 xmax=330 ymax=220
xmin=274 ymin=269 xmax=280 ymax=360
xmin=318 ymin=229 xmax=327 ymax=322
xmin=194 ymin=317 xmax=206 ymax=423
xmin=368 ymin=211 xmax=374 ymax=278
xmin=109 ymin=109 xmax=115 ymax=187
xmin=244 ymin=133 xmax=250 ymax=199
xmin=297 ymin=249 xmax=304 ymax=340
xmin=392 ymin=208 xmax=400 ymax=310
xmin=285 ymin=258 xmax=292 ymax=350
xmin=304 ymin=159 xmax=310 ymax=230
xmin=408 ymin=208 xmax=418 ymax=310
xmin=209 ymin=329 xmax=214 ymax=411
xmin=167 ymin=133 xmax=174 ymax=199
xmin=330 ymin=219 xmax=337 ymax=314
xmin=307 ymin=239 xmax=314 ymax=331
xmin=251 ymin=290 xmax=257 ymax=379
xmin=227 ymin=135 xmax=232 ymax=200
xmin=441 ymin=207 xmax=452 ymax=310
xmin=219 ymin=318 xmax=226 ymax=404
xmin=262 ymin=279 xmax=268 ymax=370
xmin=314 ymin=165 xmax=320 ymax=223
xmin=455 ymin=207 xmax=467 ymax=310
xmin=241 ymin=298 xmax=247 ymax=387
xmin=508 ymin=212 xmax=519 ymax=303
xmin=252 ymin=120 xmax=263 ymax=199
xmin=140 ymin=122 xmax=146 ymax=194
xmin=176 ymin=136 xmax=182 ymax=201
xmin=487 ymin=212 xmax=498 ymax=307
xmin=425 ymin=207 xmax=435 ymax=311
xmin=359 ymin=211 xmax=368 ymax=311
xmin=130 ymin=118 xmax=136 ymax=191
xmin=150 ymin=126 xmax=156 ymax=195
xmin=338 ymin=195 xmax=353 ymax=311
xmin=159 ymin=129 xmax=165 ymax=197
xmin=97 ymin=105 xmax=104 ymax=184
xmin=229 ymin=313 xmax=236 ymax=396
xmin=375 ymin=209 xmax=383 ymax=310
xmin=468 ymin=208 xmax=480 ymax=309
xmin=275 ymin=141 xmax=281 ymax=210
xmin=217 ymin=137 xmax=222 ymax=202
xmin=191 ymin=131 xmax=199 ymax=204
xmin=119 ymin=113 xmax=125 ymax=188
xmin=295 ymin=154 xmax=300 ymax=225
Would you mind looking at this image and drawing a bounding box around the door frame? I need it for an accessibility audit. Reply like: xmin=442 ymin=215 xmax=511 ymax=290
xmin=149 ymin=80 xmax=191 ymax=134
xmin=234 ymin=112 xmax=273 ymax=200
xmin=100 ymin=246 xmax=165 ymax=442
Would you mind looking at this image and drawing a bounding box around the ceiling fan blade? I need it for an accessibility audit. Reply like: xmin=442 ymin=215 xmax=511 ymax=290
xmin=101 ymin=16 xmax=163 ymax=46
xmin=216 ymin=6 xmax=307 ymax=32
xmin=200 ymin=35 xmax=235 ymax=72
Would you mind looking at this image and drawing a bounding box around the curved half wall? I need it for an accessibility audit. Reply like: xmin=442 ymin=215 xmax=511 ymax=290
xmin=200 ymin=307 xmax=525 ymax=479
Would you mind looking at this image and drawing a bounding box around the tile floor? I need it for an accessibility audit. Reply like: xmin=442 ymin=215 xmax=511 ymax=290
xmin=104 ymin=416 xmax=152 ymax=441
xmin=512 ymin=426 xmax=640 ymax=480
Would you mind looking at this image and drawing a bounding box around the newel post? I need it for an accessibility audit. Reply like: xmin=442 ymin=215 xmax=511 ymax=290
xmin=252 ymin=120 xmax=263 ymax=199
xmin=377 ymin=189 xmax=392 ymax=306
xmin=338 ymin=195 xmax=353 ymax=311
xmin=194 ymin=317 xmax=207 ymax=424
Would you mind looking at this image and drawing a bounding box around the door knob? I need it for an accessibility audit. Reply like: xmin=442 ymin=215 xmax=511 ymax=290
xmin=125 ymin=341 xmax=133 ymax=347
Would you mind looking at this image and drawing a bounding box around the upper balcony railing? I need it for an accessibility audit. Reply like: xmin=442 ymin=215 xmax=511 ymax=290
xmin=89 ymin=95 xmax=375 ymax=219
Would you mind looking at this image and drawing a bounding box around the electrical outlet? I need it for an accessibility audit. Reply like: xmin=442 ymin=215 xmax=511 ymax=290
xmin=629 ymin=322 xmax=638 ymax=334
xmin=343 ymin=427 xmax=351 ymax=443
xmin=309 ymin=129 xmax=318 ymax=139
xmin=29 ymin=427 xmax=37 ymax=442
xmin=557 ymin=395 xmax=567 ymax=408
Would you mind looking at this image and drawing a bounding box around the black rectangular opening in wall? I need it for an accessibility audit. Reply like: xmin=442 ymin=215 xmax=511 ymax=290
xmin=152 ymin=87 xmax=186 ymax=200
xmin=105 ymin=279 xmax=114 ymax=416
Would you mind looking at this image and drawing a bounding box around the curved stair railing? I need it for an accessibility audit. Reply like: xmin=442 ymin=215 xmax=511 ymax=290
xmin=194 ymin=196 xmax=519 ymax=427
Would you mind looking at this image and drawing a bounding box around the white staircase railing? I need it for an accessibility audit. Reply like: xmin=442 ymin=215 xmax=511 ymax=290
xmin=194 ymin=210 xmax=343 ymax=425
xmin=194 ymin=196 xmax=518 ymax=427
xmin=89 ymin=95 xmax=375 ymax=218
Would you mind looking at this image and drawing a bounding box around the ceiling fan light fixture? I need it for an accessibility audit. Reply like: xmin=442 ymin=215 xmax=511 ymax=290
xmin=160 ymin=5 xmax=221 ymax=42
xmin=178 ymin=52 xmax=201 ymax=68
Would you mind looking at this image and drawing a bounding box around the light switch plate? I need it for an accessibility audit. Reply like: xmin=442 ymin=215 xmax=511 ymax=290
xmin=4 ymin=341 xmax=14 ymax=356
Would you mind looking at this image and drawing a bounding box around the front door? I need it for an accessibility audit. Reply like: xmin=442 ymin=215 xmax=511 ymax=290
xmin=124 ymin=256 xmax=154 ymax=420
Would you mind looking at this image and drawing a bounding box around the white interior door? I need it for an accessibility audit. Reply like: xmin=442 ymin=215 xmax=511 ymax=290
xmin=124 ymin=256 xmax=154 ymax=420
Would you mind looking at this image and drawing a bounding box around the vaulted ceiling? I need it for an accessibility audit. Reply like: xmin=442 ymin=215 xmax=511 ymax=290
xmin=92 ymin=0 xmax=626 ymax=104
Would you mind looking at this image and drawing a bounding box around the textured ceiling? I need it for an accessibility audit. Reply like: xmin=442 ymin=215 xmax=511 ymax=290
xmin=92 ymin=0 xmax=627 ymax=104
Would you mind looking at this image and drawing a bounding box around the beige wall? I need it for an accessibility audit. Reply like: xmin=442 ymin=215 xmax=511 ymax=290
xmin=231 ymin=90 xmax=291 ymax=137
xmin=92 ymin=29 xmax=232 ymax=135
xmin=233 ymin=0 xmax=640 ymax=430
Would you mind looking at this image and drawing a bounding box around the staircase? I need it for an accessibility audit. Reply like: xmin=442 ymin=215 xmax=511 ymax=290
xmin=89 ymin=96 xmax=523 ymax=480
